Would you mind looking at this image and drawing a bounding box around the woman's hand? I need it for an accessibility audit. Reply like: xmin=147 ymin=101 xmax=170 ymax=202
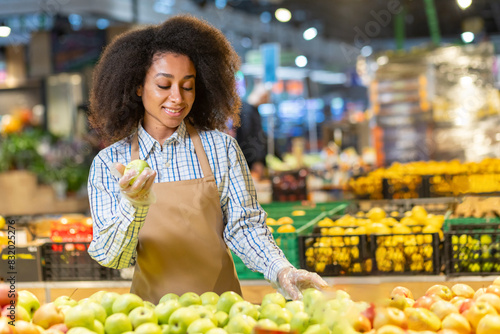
xmin=112 ymin=162 xmax=157 ymax=205
xmin=277 ymin=267 xmax=329 ymax=300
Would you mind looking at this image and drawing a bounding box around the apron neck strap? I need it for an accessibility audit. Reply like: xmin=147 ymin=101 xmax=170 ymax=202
xmin=185 ymin=120 xmax=213 ymax=178
xmin=130 ymin=121 xmax=213 ymax=178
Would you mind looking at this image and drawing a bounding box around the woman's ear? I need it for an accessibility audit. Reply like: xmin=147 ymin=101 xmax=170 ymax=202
xmin=136 ymin=86 xmax=143 ymax=97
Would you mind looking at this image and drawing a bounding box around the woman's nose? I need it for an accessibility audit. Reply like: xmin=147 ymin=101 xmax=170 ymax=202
xmin=169 ymin=85 xmax=182 ymax=103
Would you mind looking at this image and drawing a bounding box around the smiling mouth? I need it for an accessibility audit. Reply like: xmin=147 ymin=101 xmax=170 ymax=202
xmin=162 ymin=107 xmax=183 ymax=116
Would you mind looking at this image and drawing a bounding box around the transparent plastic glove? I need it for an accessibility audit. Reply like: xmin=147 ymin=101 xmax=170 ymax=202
xmin=276 ymin=267 xmax=329 ymax=300
xmin=111 ymin=162 xmax=157 ymax=206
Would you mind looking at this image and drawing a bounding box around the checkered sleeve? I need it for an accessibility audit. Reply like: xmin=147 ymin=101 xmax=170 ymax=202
xmin=87 ymin=152 xmax=149 ymax=269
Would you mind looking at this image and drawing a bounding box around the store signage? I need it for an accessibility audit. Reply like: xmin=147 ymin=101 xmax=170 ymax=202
xmin=260 ymin=43 xmax=280 ymax=83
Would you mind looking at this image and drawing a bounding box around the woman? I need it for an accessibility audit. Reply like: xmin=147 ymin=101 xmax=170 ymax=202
xmin=87 ymin=15 xmax=327 ymax=304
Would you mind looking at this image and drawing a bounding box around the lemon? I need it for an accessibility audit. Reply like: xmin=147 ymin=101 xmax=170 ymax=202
xmin=391 ymin=223 xmax=412 ymax=234
xmin=367 ymin=207 xmax=386 ymax=222
xmin=355 ymin=211 xmax=365 ymax=217
xmin=266 ymin=218 xmax=278 ymax=226
xmin=291 ymin=210 xmax=306 ymax=216
xmin=277 ymin=225 xmax=296 ymax=233
xmin=390 ymin=211 xmax=400 ymax=217
xmin=0 ymin=215 xmax=5 ymax=230
xmin=411 ymin=205 xmax=428 ymax=222
xmin=328 ymin=226 xmax=345 ymax=236
xmin=277 ymin=216 xmax=294 ymax=225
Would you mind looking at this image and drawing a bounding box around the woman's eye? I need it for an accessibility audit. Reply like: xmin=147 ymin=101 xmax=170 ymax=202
xmin=158 ymin=85 xmax=170 ymax=89
xmin=183 ymin=87 xmax=193 ymax=91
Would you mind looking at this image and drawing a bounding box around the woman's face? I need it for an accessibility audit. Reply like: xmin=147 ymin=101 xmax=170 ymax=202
xmin=139 ymin=52 xmax=196 ymax=141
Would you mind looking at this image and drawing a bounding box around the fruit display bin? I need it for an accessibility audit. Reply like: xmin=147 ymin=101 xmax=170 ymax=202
xmin=232 ymin=204 xmax=347 ymax=280
xmin=444 ymin=226 xmax=500 ymax=276
xmin=298 ymin=233 xmax=372 ymax=276
xmin=353 ymin=197 xmax=456 ymax=217
xmin=261 ymin=201 xmax=349 ymax=227
xmin=443 ymin=216 xmax=500 ymax=232
xmin=370 ymin=232 xmax=441 ymax=275
xmin=40 ymin=242 xmax=123 ymax=281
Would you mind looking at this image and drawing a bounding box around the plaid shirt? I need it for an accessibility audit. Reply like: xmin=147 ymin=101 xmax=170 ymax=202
xmin=87 ymin=121 xmax=292 ymax=284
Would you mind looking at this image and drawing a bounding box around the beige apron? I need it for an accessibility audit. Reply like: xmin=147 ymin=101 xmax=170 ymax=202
xmin=130 ymin=121 xmax=242 ymax=304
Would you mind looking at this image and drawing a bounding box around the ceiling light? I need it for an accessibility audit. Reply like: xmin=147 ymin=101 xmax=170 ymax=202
xmin=303 ymin=27 xmax=318 ymax=41
xmin=361 ymin=46 xmax=373 ymax=57
xmin=461 ymin=31 xmax=474 ymax=43
xmin=260 ymin=11 xmax=272 ymax=24
xmin=0 ymin=25 xmax=11 ymax=38
xmin=457 ymin=0 xmax=472 ymax=9
xmin=295 ymin=55 xmax=307 ymax=67
xmin=96 ymin=18 xmax=109 ymax=30
xmin=275 ymin=8 xmax=291 ymax=22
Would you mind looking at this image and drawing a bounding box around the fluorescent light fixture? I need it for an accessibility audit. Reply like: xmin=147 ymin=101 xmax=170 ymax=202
xmin=461 ymin=31 xmax=474 ymax=43
xmin=457 ymin=0 xmax=472 ymax=9
xmin=275 ymin=8 xmax=291 ymax=22
xmin=295 ymin=55 xmax=308 ymax=67
xmin=0 ymin=25 xmax=11 ymax=38
xmin=303 ymin=27 xmax=318 ymax=41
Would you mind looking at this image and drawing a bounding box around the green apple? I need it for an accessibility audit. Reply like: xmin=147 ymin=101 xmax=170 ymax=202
xmin=18 ymin=290 xmax=41 ymax=318
xmin=225 ymin=314 xmax=256 ymax=334
xmin=290 ymin=311 xmax=310 ymax=334
xmin=155 ymin=300 xmax=181 ymax=325
xmin=255 ymin=318 xmax=279 ymax=330
xmin=112 ymin=293 xmax=144 ymax=315
xmin=54 ymin=296 xmax=78 ymax=308
xmin=179 ymin=292 xmax=202 ymax=307
xmin=124 ymin=159 xmax=150 ymax=185
xmin=335 ymin=290 xmax=351 ymax=301
xmin=78 ymin=298 xmax=90 ymax=304
xmin=259 ymin=303 xmax=292 ymax=325
xmin=159 ymin=293 xmax=179 ymax=304
xmin=93 ymin=319 xmax=104 ymax=334
xmin=14 ymin=305 xmax=31 ymax=322
xmin=144 ymin=301 xmax=156 ymax=310
xmin=330 ymin=318 xmax=357 ymax=334
xmin=229 ymin=301 xmax=259 ymax=320
xmin=201 ymin=292 xmax=219 ymax=306
xmin=88 ymin=291 xmax=107 ymax=304
xmin=32 ymin=302 xmax=65 ymax=329
xmin=100 ymin=292 xmax=120 ymax=317
xmin=80 ymin=301 xmax=107 ymax=324
xmin=104 ymin=313 xmax=133 ymax=334
xmin=65 ymin=304 xmax=96 ymax=330
xmin=206 ymin=328 xmax=228 ymax=334
xmin=67 ymin=327 xmax=98 ymax=334
xmin=214 ymin=311 xmax=229 ymax=328
xmin=187 ymin=318 xmax=217 ymax=334
xmin=279 ymin=323 xmax=291 ymax=331
xmin=261 ymin=293 xmax=286 ymax=308
xmin=135 ymin=322 xmax=162 ymax=334
xmin=286 ymin=300 xmax=305 ymax=315
xmin=302 ymin=289 xmax=326 ymax=316
xmin=129 ymin=306 xmax=158 ymax=329
xmin=188 ymin=305 xmax=217 ymax=325
xmin=161 ymin=324 xmax=169 ymax=334
xmin=216 ymin=291 xmax=243 ymax=314
xmin=168 ymin=307 xmax=201 ymax=334
xmin=303 ymin=324 xmax=330 ymax=334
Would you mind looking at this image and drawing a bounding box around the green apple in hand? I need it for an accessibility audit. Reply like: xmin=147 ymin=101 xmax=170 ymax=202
xmin=159 ymin=293 xmax=179 ymax=304
xmin=111 ymin=293 xmax=144 ymax=315
xmin=129 ymin=306 xmax=158 ymax=329
xmin=225 ymin=314 xmax=256 ymax=334
xmin=261 ymin=292 xmax=286 ymax=308
xmin=168 ymin=307 xmax=201 ymax=334
xmin=65 ymin=304 xmax=96 ymax=330
xmin=187 ymin=318 xmax=217 ymax=334
xmin=229 ymin=301 xmax=259 ymax=320
xmin=135 ymin=322 xmax=162 ymax=334
xmin=201 ymin=292 xmax=219 ymax=306
xmin=155 ymin=300 xmax=181 ymax=325
xmin=124 ymin=159 xmax=150 ymax=185
xmin=216 ymin=291 xmax=243 ymax=314
xmin=179 ymin=292 xmax=202 ymax=307
xmin=18 ymin=290 xmax=41 ymax=318
xmin=100 ymin=292 xmax=120 ymax=317
xmin=104 ymin=313 xmax=133 ymax=334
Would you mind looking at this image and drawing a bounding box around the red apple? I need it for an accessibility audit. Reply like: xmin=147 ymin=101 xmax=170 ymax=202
xmin=464 ymin=300 xmax=498 ymax=331
xmin=451 ymin=296 xmax=466 ymax=309
xmin=430 ymin=300 xmax=459 ymax=320
xmin=391 ymin=286 xmax=414 ymax=300
xmin=348 ymin=313 xmax=372 ymax=332
xmin=475 ymin=288 xmax=488 ymax=300
xmin=406 ymin=307 xmax=442 ymax=332
xmin=486 ymin=285 xmax=500 ymax=298
xmin=477 ymin=313 xmax=500 ymax=334
xmin=413 ymin=295 xmax=442 ymax=310
xmin=476 ymin=293 xmax=500 ymax=313
xmin=32 ymin=303 xmax=65 ymax=329
xmin=1 ymin=305 xmax=30 ymax=322
xmin=373 ymin=307 xmax=407 ymax=329
xmin=361 ymin=303 xmax=376 ymax=326
xmin=47 ymin=323 xmax=68 ymax=333
xmin=459 ymin=299 xmax=475 ymax=314
xmin=441 ymin=313 xmax=471 ymax=334
xmin=376 ymin=324 xmax=406 ymax=334
xmin=451 ymin=284 xmax=475 ymax=299
xmin=426 ymin=284 xmax=454 ymax=301
xmin=0 ymin=285 xmax=16 ymax=309
xmin=10 ymin=320 xmax=41 ymax=334
xmin=0 ymin=317 xmax=13 ymax=334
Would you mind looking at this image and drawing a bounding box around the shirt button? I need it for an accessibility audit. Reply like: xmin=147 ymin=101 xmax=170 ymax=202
xmin=165 ymin=161 xmax=170 ymax=168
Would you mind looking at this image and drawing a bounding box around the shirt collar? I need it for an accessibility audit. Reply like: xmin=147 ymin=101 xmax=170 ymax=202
xmin=136 ymin=121 xmax=193 ymax=156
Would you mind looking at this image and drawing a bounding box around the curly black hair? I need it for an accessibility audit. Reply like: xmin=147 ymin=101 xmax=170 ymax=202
xmin=89 ymin=15 xmax=242 ymax=144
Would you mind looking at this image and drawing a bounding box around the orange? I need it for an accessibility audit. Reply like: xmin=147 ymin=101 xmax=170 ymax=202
xmin=277 ymin=225 xmax=296 ymax=233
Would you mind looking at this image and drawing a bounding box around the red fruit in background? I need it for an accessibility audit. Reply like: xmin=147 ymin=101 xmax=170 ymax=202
xmin=430 ymin=300 xmax=459 ymax=321
xmin=361 ymin=303 xmax=376 ymax=325
xmin=0 ymin=317 xmax=13 ymax=334
xmin=350 ymin=313 xmax=372 ymax=332
xmin=0 ymin=285 xmax=16 ymax=308
xmin=32 ymin=303 xmax=64 ymax=329
xmin=450 ymin=296 xmax=466 ymax=309
xmin=391 ymin=286 xmax=414 ymax=300
xmin=464 ymin=301 xmax=497 ymax=331
xmin=373 ymin=307 xmax=408 ymax=330
xmin=426 ymin=284 xmax=454 ymax=301
xmin=48 ymin=323 xmax=68 ymax=333
xmin=459 ymin=299 xmax=475 ymax=314
xmin=8 ymin=320 xmax=39 ymax=334
xmin=413 ymin=295 xmax=441 ymax=310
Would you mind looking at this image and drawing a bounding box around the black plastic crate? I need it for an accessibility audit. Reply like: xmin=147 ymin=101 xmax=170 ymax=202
xmin=40 ymin=242 xmax=123 ymax=281
xmin=370 ymin=233 xmax=441 ymax=275
xmin=298 ymin=234 xmax=372 ymax=276
xmin=444 ymin=227 xmax=500 ymax=276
